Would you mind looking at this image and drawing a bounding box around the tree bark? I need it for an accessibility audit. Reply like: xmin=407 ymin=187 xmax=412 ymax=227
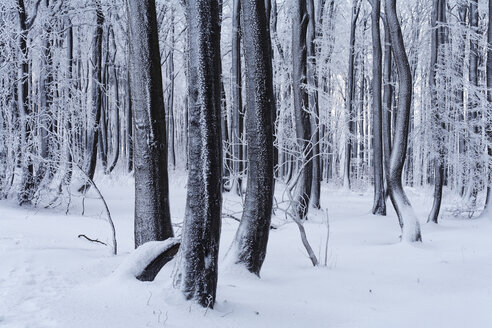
xmin=370 ymin=0 xmax=386 ymax=215
xmin=483 ymin=0 xmax=492 ymax=216
xmin=344 ymin=0 xmax=361 ymax=189
xmin=79 ymin=1 xmax=104 ymax=193
xmin=292 ymin=0 xmax=312 ymax=220
xmin=228 ymin=0 xmax=275 ymax=276
xmin=177 ymin=0 xmax=222 ymax=308
xmin=428 ymin=0 xmax=447 ymax=224
xmin=384 ymin=0 xmax=422 ymax=242
xmin=128 ymin=0 xmax=174 ymax=247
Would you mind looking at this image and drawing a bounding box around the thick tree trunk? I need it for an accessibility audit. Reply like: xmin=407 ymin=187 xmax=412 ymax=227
xmin=384 ymin=0 xmax=422 ymax=242
xmin=177 ymin=0 xmax=222 ymax=308
xmin=128 ymin=0 xmax=174 ymax=247
xmin=292 ymin=0 xmax=312 ymax=220
xmin=370 ymin=0 xmax=386 ymax=215
xmin=228 ymin=0 xmax=275 ymax=276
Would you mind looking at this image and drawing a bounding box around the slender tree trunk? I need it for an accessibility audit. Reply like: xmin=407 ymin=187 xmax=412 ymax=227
xmin=483 ymin=0 xmax=492 ymax=216
xmin=128 ymin=0 xmax=174 ymax=247
xmin=292 ymin=0 xmax=312 ymax=220
xmin=177 ymin=0 xmax=222 ymax=308
xmin=231 ymin=0 xmax=243 ymax=195
xmin=126 ymin=65 xmax=133 ymax=172
xmin=428 ymin=0 xmax=447 ymax=224
xmin=344 ymin=0 xmax=360 ymax=189
xmin=370 ymin=0 xmax=386 ymax=215
xmin=384 ymin=0 xmax=422 ymax=242
xmin=306 ymin=0 xmax=320 ymax=209
xmin=382 ymin=15 xmax=393 ymax=195
xmin=167 ymin=9 xmax=176 ymax=169
xmin=79 ymin=1 xmax=104 ymax=192
xmin=108 ymin=29 xmax=120 ymax=174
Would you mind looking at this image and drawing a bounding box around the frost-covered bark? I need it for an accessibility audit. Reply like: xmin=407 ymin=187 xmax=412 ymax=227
xmin=382 ymin=16 xmax=393 ymax=190
xmin=228 ymin=0 xmax=275 ymax=276
xmin=384 ymin=0 xmax=422 ymax=242
xmin=177 ymin=0 xmax=222 ymax=308
xmin=79 ymin=1 xmax=104 ymax=193
xmin=484 ymin=0 xmax=492 ymax=216
xmin=370 ymin=0 xmax=386 ymax=216
xmin=231 ymin=0 xmax=243 ymax=195
xmin=16 ymin=0 xmax=41 ymax=205
xmin=344 ymin=0 xmax=360 ymax=190
xmin=428 ymin=0 xmax=447 ymax=224
xmin=292 ymin=0 xmax=312 ymax=220
xmin=306 ymin=0 xmax=320 ymax=209
xmin=128 ymin=0 xmax=174 ymax=247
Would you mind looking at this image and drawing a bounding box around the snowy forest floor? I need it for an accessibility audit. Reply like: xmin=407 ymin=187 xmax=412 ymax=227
xmin=1 ymin=171 xmax=491 ymax=328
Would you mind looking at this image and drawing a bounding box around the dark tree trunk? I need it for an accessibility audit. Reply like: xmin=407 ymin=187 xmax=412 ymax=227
xmin=306 ymin=0 xmax=320 ymax=209
xmin=483 ymin=0 xmax=492 ymax=216
xmin=108 ymin=29 xmax=120 ymax=174
xmin=127 ymin=0 xmax=174 ymax=247
xmin=229 ymin=0 xmax=275 ymax=276
xmin=126 ymin=65 xmax=133 ymax=172
xmin=344 ymin=0 xmax=360 ymax=189
xmin=384 ymin=0 xmax=422 ymax=242
xmin=16 ymin=0 xmax=40 ymax=205
xmin=79 ymin=1 xmax=104 ymax=193
xmin=167 ymin=9 xmax=176 ymax=169
xmin=231 ymin=0 xmax=243 ymax=195
xmin=467 ymin=0 xmax=480 ymax=205
xmin=428 ymin=0 xmax=447 ymax=224
xmin=292 ymin=0 xmax=312 ymax=220
xmin=370 ymin=0 xmax=386 ymax=215
xmin=177 ymin=0 xmax=222 ymax=308
xmin=382 ymin=15 xmax=393 ymax=194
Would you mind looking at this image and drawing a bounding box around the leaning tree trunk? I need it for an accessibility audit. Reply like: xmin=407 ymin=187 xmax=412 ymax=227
xmin=177 ymin=0 xmax=222 ymax=308
xmin=384 ymin=0 xmax=422 ymax=242
xmin=228 ymin=0 xmax=275 ymax=276
xmin=344 ymin=0 xmax=360 ymax=190
xmin=428 ymin=0 xmax=447 ymax=224
xmin=292 ymin=0 xmax=312 ymax=220
xmin=127 ymin=0 xmax=174 ymax=247
xmin=370 ymin=0 xmax=386 ymax=215
xmin=79 ymin=1 xmax=104 ymax=193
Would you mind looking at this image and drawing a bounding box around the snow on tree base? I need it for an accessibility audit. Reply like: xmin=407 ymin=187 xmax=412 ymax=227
xmin=113 ymin=238 xmax=180 ymax=281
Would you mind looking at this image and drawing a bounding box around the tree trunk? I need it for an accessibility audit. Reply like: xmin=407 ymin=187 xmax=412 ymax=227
xmin=344 ymin=0 xmax=360 ymax=190
xmin=483 ymin=0 xmax=492 ymax=216
xmin=370 ymin=0 xmax=386 ymax=215
xmin=177 ymin=0 xmax=222 ymax=308
xmin=292 ymin=0 xmax=312 ymax=220
xmin=228 ymin=0 xmax=275 ymax=276
xmin=79 ymin=1 xmax=104 ymax=193
xmin=382 ymin=15 xmax=393 ymax=195
xmin=127 ymin=0 xmax=174 ymax=247
xmin=231 ymin=0 xmax=243 ymax=195
xmin=428 ymin=0 xmax=447 ymax=224
xmin=306 ymin=0 xmax=320 ymax=209
xmin=384 ymin=0 xmax=422 ymax=242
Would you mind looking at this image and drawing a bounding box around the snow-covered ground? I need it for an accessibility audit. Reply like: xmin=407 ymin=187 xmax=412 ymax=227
xmin=1 ymin=172 xmax=491 ymax=328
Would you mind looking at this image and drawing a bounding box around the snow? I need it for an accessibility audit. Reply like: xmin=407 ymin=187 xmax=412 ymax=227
xmin=1 ymin=172 xmax=492 ymax=327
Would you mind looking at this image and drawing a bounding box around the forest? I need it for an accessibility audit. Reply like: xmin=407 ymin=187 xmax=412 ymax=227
xmin=0 ymin=0 xmax=491 ymax=327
